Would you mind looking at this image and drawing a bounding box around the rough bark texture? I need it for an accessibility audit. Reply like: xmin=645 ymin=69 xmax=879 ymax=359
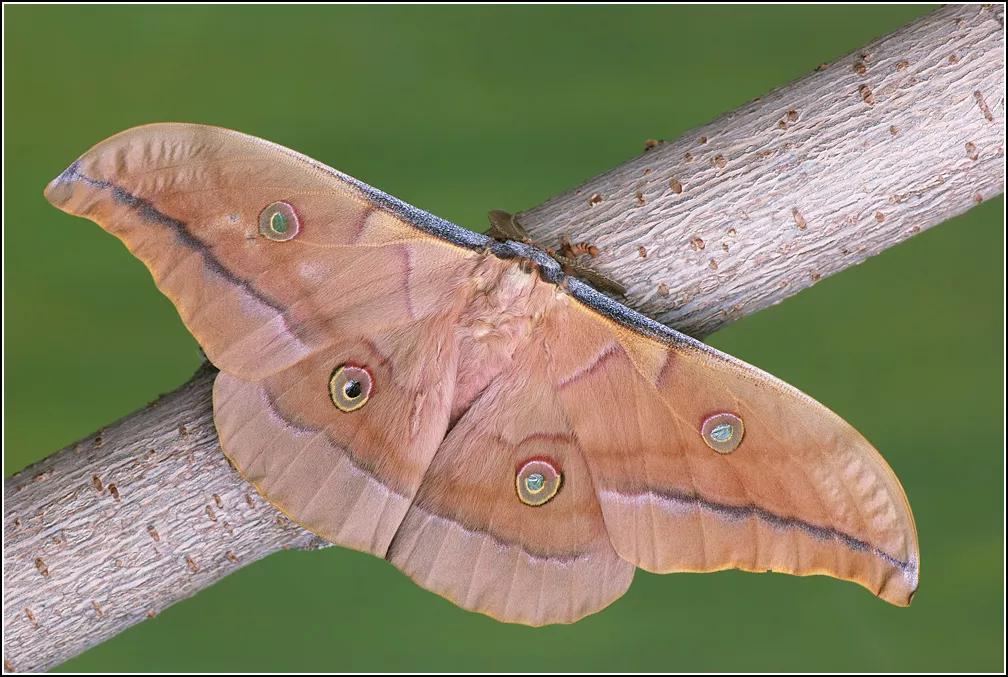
xmin=3 ymin=4 xmax=1004 ymax=673
xmin=3 ymin=365 xmax=330 ymax=674
xmin=518 ymin=3 xmax=1005 ymax=338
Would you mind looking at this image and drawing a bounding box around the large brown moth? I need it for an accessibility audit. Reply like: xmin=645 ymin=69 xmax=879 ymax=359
xmin=45 ymin=123 xmax=919 ymax=626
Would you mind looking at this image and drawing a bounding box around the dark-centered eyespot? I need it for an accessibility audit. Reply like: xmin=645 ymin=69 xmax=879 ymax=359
xmin=259 ymin=201 xmax=300 ymax=242
xmin=516 ymin=458 xmax=562 ymax=506
xmin=329 ymin=365 xmax=372 ymax=412
xmin=701 ymin=412 xmax=745 ymax=453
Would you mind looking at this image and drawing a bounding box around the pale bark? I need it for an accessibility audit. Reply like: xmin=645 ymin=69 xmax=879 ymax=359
xmin=517 ymin=4 xmax=1005 ymax=337
xmin=3 ymin=365 xmax=329 ymax=674
xmin=3 ymin=4 xmax=1003 ymax=673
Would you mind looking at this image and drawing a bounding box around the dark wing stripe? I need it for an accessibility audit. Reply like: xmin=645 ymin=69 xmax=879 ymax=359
xmin=50 ymin=162 xmax=296 ymax=327
xmin=600 ymin=485 xmax=918 ymax=583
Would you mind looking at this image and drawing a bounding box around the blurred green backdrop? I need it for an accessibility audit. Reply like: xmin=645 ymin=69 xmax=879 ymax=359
xmin=4 ymin=4 xmax=1003 ymax=673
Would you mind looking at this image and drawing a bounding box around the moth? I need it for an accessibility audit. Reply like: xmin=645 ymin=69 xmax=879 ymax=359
xmin=45 ymin=123 xmax=919 ymax=626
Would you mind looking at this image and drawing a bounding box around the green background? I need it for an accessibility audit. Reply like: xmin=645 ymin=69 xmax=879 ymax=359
xmin=4 ymin=4 xmax=1003 ymax=672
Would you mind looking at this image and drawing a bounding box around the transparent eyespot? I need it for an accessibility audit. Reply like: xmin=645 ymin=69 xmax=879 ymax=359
xmin=329 ymin=365 xmax=372 ymax=412
xmin=516 ymin=458 xmax=562 ymax=506
xmin=259 ymin=201 xmax=300 ymax=242
xmin=701 ymin=412 xmax=744 ymax=453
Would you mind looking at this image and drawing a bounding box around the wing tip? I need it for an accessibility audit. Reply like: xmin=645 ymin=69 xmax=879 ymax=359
xmin=44 ymin=160 xmax=82 ymax=210
xmin=879 ymin=554 xmax=919 ymax=607
xmin=879 ymin=586 xmax=916 ymax=607
xmin=41 ymin=123 xmax=212 ymax=212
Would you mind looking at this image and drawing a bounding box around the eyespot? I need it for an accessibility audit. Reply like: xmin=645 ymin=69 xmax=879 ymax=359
xmin=259 ymin=201 xmax=300 ymax=241
xmin=329 ymin=365 xmax=372 ymax=412
xmin=701 ymin=412 xmax=744 ymax=453
xmin=516 ymin=458 xmax=561 ymax=506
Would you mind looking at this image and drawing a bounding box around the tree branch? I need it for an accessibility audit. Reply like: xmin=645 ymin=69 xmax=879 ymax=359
xmin=517 ymin=3 xmax=1004 ymax=338
xmin=3 ymin=4 xmax=1003 ymax=672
